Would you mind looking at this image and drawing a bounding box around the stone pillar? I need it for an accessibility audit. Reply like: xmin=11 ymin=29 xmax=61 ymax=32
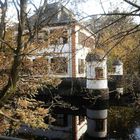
xmin=85 ymin=52 xmax=109 ymax=139
xmin=112 ymin=59 xmax=123 ymax=96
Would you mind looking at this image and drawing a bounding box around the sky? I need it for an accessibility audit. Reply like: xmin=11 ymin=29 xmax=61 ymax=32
xmin=79 ymin=0 xmax=128 ymax=14
xmin=31 ymin=0 xmax=140 ymax=22
xmin=7 ymin=0 xmax=140 ymax=23
xmin=32 ymin=0 xmax=132 ymax=13
xmin=72 ymin=0 xmax=139 ymax=19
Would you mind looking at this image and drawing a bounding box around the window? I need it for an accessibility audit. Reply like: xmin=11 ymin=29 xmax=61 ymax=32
xmin=32 ymin=57 xmax=49 ymax=74
xmin=51 ymin=57 xmax=68 ymax=74
xmin=49 ymin=29 xmax=68 ymax=45
xmin=52 ymin=114 xmax=68 ymax=127
xmin=95 ymin=67 xmax=104 ymax=79
xmin=62 ymin=30 xmax=68 ymax=44
xmin=49 ymin=30 xmax=59 ymax=45
xmin=59 ymin=36 xmax=68 ymax=44
xmin=112 ymin=66 xmax=116 ymax=73
xmin=62 ymin=36 xmax=68 ymax=44
xmin=95 ymin=119 xmax=106 ymax=132
xmin=78 ymin=59 xmax=85 ymax=74
xmin=37 ymin=30 xmax=48 ymax=41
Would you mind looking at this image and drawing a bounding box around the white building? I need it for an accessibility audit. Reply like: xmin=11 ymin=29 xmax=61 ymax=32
xmin=30 ymin=2 xmax=95 ymax=79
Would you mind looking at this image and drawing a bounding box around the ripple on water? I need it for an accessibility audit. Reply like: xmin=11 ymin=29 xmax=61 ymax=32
xmin=134 ymin=126 xmax=140 ymax=139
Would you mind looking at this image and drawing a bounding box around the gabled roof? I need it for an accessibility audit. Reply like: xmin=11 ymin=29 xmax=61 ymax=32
xmin=30 ymin=2 xmax=76 ymax=27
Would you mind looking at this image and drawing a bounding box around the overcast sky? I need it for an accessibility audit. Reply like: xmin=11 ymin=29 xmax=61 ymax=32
xmin=69 ymin=0 xmax=139 ymax=23
xmin=30 ymin=0 xmax=135 ymax=13
xmin=79 ymin=0 xmax=128 ymax=14
xmin=7 ymin=0 xmax=140 ymax=23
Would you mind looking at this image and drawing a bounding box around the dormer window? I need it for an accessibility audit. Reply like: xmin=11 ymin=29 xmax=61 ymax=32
xmin=95 ymin=67 xmax=104 ymax=79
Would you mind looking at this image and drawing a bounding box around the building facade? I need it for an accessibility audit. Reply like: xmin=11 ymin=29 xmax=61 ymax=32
xmin=30 ymin=2 xmax=95 ymax=79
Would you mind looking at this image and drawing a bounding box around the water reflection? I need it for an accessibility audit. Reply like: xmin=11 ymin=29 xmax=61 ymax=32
xmin=108 ymin=106 xmax=140 ymax=140
xmin=17 ymin=106 xmax=140 ymax=140
xmin=133 ymin=126 xmax=140 ymax=139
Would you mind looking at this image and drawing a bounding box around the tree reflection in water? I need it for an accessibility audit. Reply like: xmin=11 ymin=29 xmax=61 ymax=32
xmin=108 ymin=107 xmax=140 ymax=140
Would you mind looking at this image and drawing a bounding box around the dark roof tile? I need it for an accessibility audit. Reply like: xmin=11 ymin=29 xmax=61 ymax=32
xmin=29 ymin=2 xmax=76 ymax=27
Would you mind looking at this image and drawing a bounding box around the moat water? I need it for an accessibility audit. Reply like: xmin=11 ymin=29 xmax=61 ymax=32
xmin=18 ymin=106 xmax=140 ymax=140
xmin=108 ymin=106 xmax=140 ymax=140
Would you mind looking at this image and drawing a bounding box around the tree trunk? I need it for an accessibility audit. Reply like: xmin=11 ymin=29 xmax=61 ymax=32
xmin=0 ymin=0 xmax=27 ymax=104
xmin=0 ymin=0 xmax=7 ymax=50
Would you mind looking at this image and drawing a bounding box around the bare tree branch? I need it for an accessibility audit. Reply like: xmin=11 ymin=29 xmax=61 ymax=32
xmin=99 ymin=0 xmax=106 ymax=14
xmin=124 ymin=0 xmax=140 ymax=9
xmin=0 ymin=110 xmax=19 ymax=122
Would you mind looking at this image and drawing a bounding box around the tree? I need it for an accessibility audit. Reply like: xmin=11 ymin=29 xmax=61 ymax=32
xmin=89 ymin=10 xmax=140 ymax=70
xmin=0 ymin=0 xmax=86 ymax=136
xmin=0 ymin=0 xmax=140 ymax=137
xmin=0 ymin=0 xmax=59 ymax=135
xmin=87 ymin=1 xmax=140 ymax=95
xmin=0 ymin=0 xmax=7 ymax=49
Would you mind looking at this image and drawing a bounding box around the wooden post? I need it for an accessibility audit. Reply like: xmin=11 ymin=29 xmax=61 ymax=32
xmin=72 ymin=116 xmax=78 ymax=140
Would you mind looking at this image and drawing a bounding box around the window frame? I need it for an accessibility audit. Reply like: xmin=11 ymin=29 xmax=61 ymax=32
xmin=94 ymin=119 xmax=106 ymax=132
xmin=78 ymin=59 xmax=85 ymax=74
xmin=49 ymin=29 xmax=68 ymax=45
xmin=95 ymin=67 xmax=104 ymax=80
xmin=50 ymin=57 xmax=68 ymax=74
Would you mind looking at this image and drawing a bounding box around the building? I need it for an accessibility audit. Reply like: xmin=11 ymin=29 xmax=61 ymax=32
xmin=30 ymin=2 xmax=95 ymax=78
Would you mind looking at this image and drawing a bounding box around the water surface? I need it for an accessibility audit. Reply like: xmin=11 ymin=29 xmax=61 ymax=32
xmin=108 ymin=106 xmax=140 ymax=140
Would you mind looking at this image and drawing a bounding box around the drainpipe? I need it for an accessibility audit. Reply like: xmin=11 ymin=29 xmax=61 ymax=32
xmin=85 ymin=52 xmax=109 ymax=139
